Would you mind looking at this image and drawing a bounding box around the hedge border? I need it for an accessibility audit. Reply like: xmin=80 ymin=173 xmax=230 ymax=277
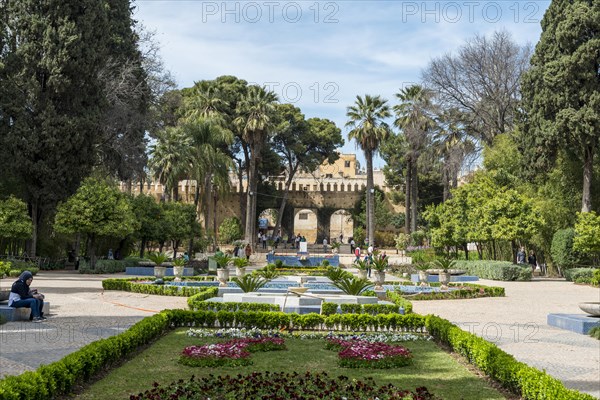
xmin=0 ymin=310 xmax=593 ymax=400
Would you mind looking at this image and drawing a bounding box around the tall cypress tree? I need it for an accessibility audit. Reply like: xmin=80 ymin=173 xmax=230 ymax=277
xmin=520 ymin=0 xmax=600 ymax=212
xmin=0 ymin=0 xmax=141 ymax=255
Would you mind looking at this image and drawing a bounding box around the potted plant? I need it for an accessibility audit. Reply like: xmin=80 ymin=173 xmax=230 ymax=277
xmin=330 ymin=241 xmax=341 ymax=254
xmin=371 ymin=254 xmax=388 ymax=289
xmin=172 ymin=257 xmax=186 ymax=281
xmin=148 ymin=252 xmax=169 ymax=279
xmin=415 ymin=262 xmax=430 ymax=286
xmin=214 ymin=253 xmax=232 ymax=286
xmin=433 ymin=258 xmax=455 ymax=287
xmin=353 ymin=259 xmax=369 ymax=280
xmin=233 ymin=257 xmax=249 ymax=278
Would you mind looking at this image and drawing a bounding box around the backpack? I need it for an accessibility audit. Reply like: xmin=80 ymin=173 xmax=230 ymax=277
xmin=355 ymin=248 xmax=360 ymax=257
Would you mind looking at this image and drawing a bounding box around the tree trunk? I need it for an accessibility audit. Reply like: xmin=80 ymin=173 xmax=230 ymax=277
xmin=172 ymin=240 xmax=179 ymax=259
xmin=187 ymin=184 xmax=201 ymax=257
xmin=213 ymin=189 xmax=218 ymax=250
xmin=172 ymin=182 xmax=179 ymax=202
xmin=405 ymin=158 xmax=412 ymax=234
xmin=365 ymin=150 xmax=375 ymax=247
xmin=236 ymin=160 xmax=246 ymax=232
xmin=581 ymin=144 xmax=594 ymax=212
xmin=410 ymin=157 xmax=418 ymax=233
xmin=442 ymin=166 xmax=449 ymax=202
xmin=273 ymin=166 xmax=297 ymax=240
xmin=27 ymin=199 xmax=39 ymax=257
xmin=140 ymin=237 xmax=147 ymax=259
xmin=89 ymin=233 xmax=96 ymax=269
xmin=245 ymin=139 xmax=263 ymax=247
xmin=463 ymin=242 xmax=469 ymax=260
xmin=202 ymin=175 xmax=211 ymax=231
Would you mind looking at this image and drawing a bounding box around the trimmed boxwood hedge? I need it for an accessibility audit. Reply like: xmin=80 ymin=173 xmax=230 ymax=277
xmin=425 ymin=315 xmax=595 ymax=400
xmin=0 ymin=310 xmax=593 ymax=399
xmin=453 ymin=260 xmax=532 ymax=281
xmin=397 ymin=283 xmax=505 ymax=300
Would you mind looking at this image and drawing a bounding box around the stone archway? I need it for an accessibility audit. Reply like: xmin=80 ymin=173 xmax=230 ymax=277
xmin=293 ymin=208 xmax=318 ymax=243
xmin=258 ymin=208 xmax=278 ymax=238
xmin=329 ymin=210 xmax=354 ymax=244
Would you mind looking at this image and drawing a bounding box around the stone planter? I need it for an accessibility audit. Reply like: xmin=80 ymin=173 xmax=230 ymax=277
xmin=173 ymin=266 xmax=185 ymax=281
xmin=357 ymin=270 xmax=368 ymax=280
xmin=579 ymin=302 xmax=600 ymax=316
xmin=154 ymin=266 xmax=166 ymax=279
xmin=374 ymin=271 xmax=386 ymax=289
xmin=235 ymin=266 xmax=246 ymax=278
xmin=439 ymin=271 xmax=451 ymax=286
xmin=216 ymin=268 xmax=230 ymax=287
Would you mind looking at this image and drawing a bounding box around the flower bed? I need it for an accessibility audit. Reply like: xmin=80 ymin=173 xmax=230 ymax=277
xmin=186 ymin=328 xmax=432 ymax=342
xmin=129 ymin=371 xmax=439 ymax=400
xmin=326 ymin=337 xmax=413 ymax=369
xmin=179 ymin=337 xmax=286 ymax=367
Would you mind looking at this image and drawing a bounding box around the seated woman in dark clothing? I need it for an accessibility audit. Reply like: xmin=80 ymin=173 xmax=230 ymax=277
xmin=8 ymin=271 xmax=46 ymax=322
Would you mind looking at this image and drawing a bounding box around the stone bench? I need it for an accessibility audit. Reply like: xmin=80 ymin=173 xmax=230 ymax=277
xmin=0 ymin=290 xmax=50 ymax=322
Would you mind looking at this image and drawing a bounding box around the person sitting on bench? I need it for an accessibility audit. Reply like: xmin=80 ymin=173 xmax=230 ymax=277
xmin=8 ymin=271 xmax=46 ymax=322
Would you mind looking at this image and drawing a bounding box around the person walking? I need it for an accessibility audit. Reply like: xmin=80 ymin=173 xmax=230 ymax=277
xmin=354 ymin=246 xmax=361 ymax=263
xmin=322 ymin=237 xmax=328 ymax=252
xmin=516 ymin=247 xmax=526 ymax=264
xmin=245 ymin=244 xmax=252 ymax=261
xmin=350 ymin=239 xmax=355 ymax=254
xmin=528 ymin=250 xmax=537 ymax=273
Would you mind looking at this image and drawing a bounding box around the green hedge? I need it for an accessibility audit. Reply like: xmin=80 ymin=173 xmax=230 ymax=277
xmin=8 ymin=267 xmax=39 ymax=277
xmin=102 ymin=279 xmax=215 ymax=298
xmin=563 ymin=268 xmax=597 ymax=282
xmin=0 ymin=310 xmax=591 ymax=399
xmin=453 ymin=260 xmax=532 ymax=281
xmin=79 ymin=259 xmax=128 ymax=274
xmin=385 ymin=291 xmax=413 ymax=314
xmin=425 ymin=315 xmax=595 ymax=400
xmin=191 ymin=301 xmax=280 ymax=312
xmin=398 ymin=283 xmax=505 ymax=300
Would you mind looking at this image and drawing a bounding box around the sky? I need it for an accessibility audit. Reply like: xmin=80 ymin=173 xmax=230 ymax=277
xmin=134 ymin=0 xmax=552 ymax=169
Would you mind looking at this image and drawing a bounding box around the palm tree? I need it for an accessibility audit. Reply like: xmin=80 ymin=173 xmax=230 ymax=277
xmin=148 ymin=127 xmax=193 ymax=201
xmin=234 ymin=85 xmax=278 ymax=246
xmin=394 ymin=85 xmax=436 ymax=233
xmin=346 ymin=95 xmax=391 ymax=247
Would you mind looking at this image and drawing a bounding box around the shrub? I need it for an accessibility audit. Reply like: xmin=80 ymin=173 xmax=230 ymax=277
xmin=589 ymin=326 xmax=600 ymax=340
xmin=8 ymin=267 xmax=39 ymax=277
xmin=453 ymin=260 xmax=531 ymax=281
xmin=375 ymin=231 xmax=396 ymax=247
xmin=563 ymin=268 xmax=596 ymax=282
xmin=324 ymin=266 xmax=352 ymax=282
xmin=331 ymin=276 xmax=374 ymax=295
xmin=78 ymin=259 xmax=127 ymax=274
xmin=218 ymin=217 xmax=243 ymax=244
xmin=321 ymin=302 xmax=338 ymax=316
xmin=231 ymin=275 xmax=268 ymax=293
xmin=551 ymin=228 xmax=587 ymax=270
xmin=0 ymin=261 xmax=11 ymax=277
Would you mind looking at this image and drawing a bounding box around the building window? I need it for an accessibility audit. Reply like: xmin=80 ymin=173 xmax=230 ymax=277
xmin=299 ymin=213 xmax=308 ymax=220
xmin=325 ymin=173 xmax=333 ymax=178
xmin=344 ymin=161 xmax=351 ymax=168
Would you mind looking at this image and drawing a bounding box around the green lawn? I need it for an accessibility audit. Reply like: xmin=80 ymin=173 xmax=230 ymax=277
xmin=76 ymin=329 xmax=507 ymax=399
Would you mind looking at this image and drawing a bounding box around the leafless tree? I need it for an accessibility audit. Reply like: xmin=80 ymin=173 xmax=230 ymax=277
xmin=422 ymin=30 xmax=532 ymax=146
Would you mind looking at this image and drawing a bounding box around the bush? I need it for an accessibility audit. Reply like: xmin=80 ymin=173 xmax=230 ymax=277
xmin=563 ymin=268 xmax=596 ymax=282
xmin=453 ymin=260 xmax=532 ymax=281
xmin=218 ymin=217 xmax=243 ymax=244
xmin=0 ymin=261 xmax=11 ymax=277
xmin=375 ymin=231 xmax=396 ymax=247
xmin=551 ymin=228 xmax=587 ymax=270
xmin=589 ymin=326 xmax=600 ymax=340
xmin=8 ymin=267 xmax=39 ymax=277
xmin=79 ymin=259 xmax=127 ymax=274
